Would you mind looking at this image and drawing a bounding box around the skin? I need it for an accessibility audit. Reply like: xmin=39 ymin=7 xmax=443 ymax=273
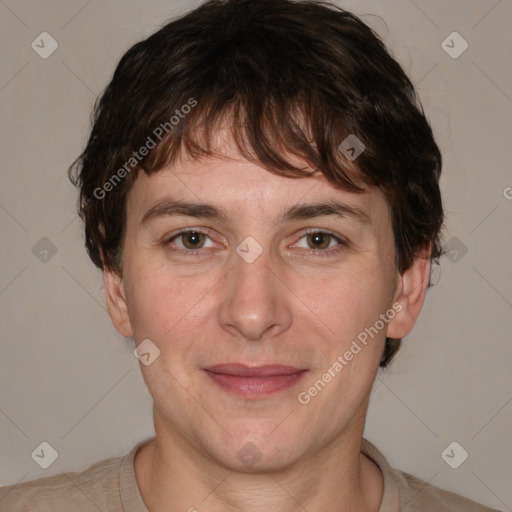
xmin=104 ymin=135 xmax=431 ymax=512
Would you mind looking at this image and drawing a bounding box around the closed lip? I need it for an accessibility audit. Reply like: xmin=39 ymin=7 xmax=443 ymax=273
xmin=203 ymin=364 xmax=307 ymax=378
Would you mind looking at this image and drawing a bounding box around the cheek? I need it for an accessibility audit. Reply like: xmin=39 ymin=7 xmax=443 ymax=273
xmin=306 ymin=267 xmax=393 ymax=343
xmin=125 ymin=262 xmax=215 ymax=352
xmin=125 ymin=265 xmax=182 ymax=338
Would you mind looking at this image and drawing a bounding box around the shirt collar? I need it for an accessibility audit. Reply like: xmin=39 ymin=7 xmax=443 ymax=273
xmin=361 ymin=437 xmax=401 ymax=511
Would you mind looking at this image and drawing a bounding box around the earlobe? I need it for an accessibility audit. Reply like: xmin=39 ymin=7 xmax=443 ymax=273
xmin=103 ymin=267 xmax=134 ymax=338
xmin=386 ymin=245 xmax=432 ymax=340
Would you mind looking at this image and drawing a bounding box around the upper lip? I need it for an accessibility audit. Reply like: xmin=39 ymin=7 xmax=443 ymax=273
xmin=204 ymin=364 xmax=307 ymax=377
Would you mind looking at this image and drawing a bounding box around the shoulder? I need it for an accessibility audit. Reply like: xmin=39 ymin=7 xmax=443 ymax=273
xmin=392 ymin=468 xmax=503 ymax=512
xmin=392 ymin=469 xmax=499 ymax=512
xmin=360 ymin=438 xmax=502 ymax=512
xmin=0 ymin=452 xmax=126 ymax=512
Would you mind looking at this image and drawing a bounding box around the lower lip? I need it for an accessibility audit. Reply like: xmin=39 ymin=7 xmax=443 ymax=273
xmin=204 ymin=371 xmax=307 ymax=398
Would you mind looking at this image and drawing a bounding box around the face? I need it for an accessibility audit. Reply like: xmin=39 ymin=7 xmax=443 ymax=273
xmin=104 ymin=142 xmax=428 ymax=472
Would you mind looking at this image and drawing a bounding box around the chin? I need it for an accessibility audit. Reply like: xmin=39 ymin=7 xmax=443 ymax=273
xmin=196 ymin=417 xmax=311 ymax=473
xmin=214 ymin=442 xmax=303 ymax=474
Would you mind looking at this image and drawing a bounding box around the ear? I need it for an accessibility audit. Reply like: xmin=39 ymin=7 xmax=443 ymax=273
xmin=103 ymin=266 xmax=133 ymax=338
xmin=386 ymin=244 xmax=432 ymax=339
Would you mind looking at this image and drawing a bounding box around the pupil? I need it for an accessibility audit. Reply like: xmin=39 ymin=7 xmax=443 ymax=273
xmin=185 ymin=232 xmax=203 ymax=248
xmin=309 ymin=233 xmax=328 ymax=249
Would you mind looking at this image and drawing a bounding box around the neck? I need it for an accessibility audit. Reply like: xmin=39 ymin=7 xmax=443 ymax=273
xmin=134 ymin=411 xmax=383 ymax=512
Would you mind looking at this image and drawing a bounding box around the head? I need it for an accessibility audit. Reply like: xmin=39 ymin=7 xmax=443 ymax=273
xmin=69 ymin=0 xmax=444 ymax=470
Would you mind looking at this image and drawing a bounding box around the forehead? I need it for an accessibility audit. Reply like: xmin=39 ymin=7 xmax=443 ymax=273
xmin=127 ymin=123 xmax=390 ymax=229
xmin=126 ymin=155 xmax=392 ymax=240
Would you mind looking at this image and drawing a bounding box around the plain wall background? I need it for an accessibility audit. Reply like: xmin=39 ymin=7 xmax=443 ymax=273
xmin=0 ymin=0 xmax=511 ymax=510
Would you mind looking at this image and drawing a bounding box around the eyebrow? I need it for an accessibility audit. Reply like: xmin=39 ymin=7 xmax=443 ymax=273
xmin=140 ymin=198 xmax=371 ymax=227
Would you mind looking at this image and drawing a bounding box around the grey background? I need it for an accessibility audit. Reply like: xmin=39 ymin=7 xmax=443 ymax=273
xmin=0 ymin=0 xmax=511 ymax=510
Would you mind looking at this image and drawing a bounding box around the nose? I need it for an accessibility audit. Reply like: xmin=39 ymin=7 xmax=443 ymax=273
xmin=218 ymin=247 xmax=293 ymax=341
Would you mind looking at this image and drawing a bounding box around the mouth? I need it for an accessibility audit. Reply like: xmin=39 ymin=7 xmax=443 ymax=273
xmin=203 ymin=364 xmax=308 ymax=398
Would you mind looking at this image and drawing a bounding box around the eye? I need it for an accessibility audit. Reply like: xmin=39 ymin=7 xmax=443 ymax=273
xmin=292 ymin=230 xmax=347 ymax=255
xmin=166 ymin=229 xmax=216 ymax=255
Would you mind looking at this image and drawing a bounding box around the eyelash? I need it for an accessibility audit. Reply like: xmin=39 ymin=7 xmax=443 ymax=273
xmin=164 ymin=228 xmax=347 ymax=258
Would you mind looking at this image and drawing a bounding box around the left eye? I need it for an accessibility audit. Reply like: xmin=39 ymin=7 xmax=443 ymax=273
xmin=293 ymin=231 xmax=344 ymax=251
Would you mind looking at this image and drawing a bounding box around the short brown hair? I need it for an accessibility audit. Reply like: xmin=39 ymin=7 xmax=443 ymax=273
xmin=69 ymin=0 xmax=444 ymax=367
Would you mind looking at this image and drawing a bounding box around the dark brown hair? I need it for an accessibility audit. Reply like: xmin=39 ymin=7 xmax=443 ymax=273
xmin=69 ymin=0 xmax=444 ymax=367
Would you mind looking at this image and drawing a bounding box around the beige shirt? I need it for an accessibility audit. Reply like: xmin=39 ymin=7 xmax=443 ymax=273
xmin=0 ymin=437 xmax=501 ymax=511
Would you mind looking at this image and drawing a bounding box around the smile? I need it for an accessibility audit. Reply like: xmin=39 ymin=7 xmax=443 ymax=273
xmin=203 ymin=364 xmax=308 ymax=398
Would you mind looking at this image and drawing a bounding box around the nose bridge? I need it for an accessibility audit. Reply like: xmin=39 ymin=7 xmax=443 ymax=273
xmin=218 ymin=243 xmax=291 ymax=340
